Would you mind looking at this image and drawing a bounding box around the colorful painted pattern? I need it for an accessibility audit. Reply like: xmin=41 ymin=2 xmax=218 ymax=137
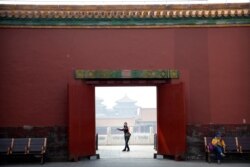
xmin=0 ymin=4 xmax=249 ymax=27
xmin=75 ymin=70 xmax=179 ymax=79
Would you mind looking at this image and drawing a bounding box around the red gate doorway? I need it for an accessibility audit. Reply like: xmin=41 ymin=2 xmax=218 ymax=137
xmin=68 ymin=81 xmax=186 ymax=160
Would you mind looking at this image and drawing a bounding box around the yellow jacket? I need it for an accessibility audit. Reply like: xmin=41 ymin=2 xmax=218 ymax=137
xmin=212 ymin=137 xmax=226 ymax=147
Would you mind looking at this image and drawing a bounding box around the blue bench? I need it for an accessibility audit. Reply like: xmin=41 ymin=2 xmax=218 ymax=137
xmin=204 ymin=136 xmax=238 ymax=163
xmin=0 ymin=138 xmax=47 ymax=164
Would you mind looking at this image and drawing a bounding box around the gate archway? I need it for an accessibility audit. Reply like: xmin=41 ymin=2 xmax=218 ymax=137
xmin=68 ymin=70 xmax=186 ymax=160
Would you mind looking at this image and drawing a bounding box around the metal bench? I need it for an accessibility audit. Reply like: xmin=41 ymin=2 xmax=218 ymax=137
xmin=0 ymin=138 xmax=47 ymax=164
xmin=237 ymin=137 xmax=250 ymax=154
xmin=223 ymin=137 xmax=238 ymax=154
xmin=27 ymin=138 xmax=47 ymax=164
xmin=10 ymin=138 xmax=29 ymax=155
xmin=204 ymin=136 xmax=238 ymax=163
xmin=0 ymin=138 xmax=13 ymax=164
xmin=0 ymin=138 xmax=13 ymax=155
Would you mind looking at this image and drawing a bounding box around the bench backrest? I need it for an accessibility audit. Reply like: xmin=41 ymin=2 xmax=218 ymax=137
xmin=29 ymin=138 xmax=47 ymax=153
xmin=11 ymin=138 xmax=29 ymax=153
xmin=237 ymin=137 xmax=250 ymax=152
xmin=0 ymin=138 xmax=13 ymax=154
xmin=223 ymin=137 xmax=237 ymax=152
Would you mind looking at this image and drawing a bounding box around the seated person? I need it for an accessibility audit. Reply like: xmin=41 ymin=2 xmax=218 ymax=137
xmin=212 ymin=132 xmax=226 ymax=163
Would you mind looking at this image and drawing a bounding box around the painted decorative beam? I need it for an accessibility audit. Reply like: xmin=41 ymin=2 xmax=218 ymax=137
xmin=75 ymin=70 xmax=179 ymax=79
xmin=0 ymin=3 xmax=249 ymax=27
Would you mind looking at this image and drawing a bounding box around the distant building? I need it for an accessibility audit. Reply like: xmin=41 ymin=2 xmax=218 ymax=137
xmin=135 ymin=108 xmax=157 ymax=133
xmin=113 ymin=95 xmax=138 ymax=118
xmin=96 ymin=95 xmax=156 ymax=134
xmin=95 ymin=97 xmax=108 ymax=118
xmin=96 ymin=95 xmax=139 ymax=118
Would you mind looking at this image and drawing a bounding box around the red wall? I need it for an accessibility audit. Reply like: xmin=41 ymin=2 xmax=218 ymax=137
xmin=0 ymin=27 xmax=249 ymax=126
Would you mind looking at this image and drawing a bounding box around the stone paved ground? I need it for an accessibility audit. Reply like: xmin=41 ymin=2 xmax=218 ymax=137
xmin=97 ymin=145 xmax=156 ymax=159
xmin=1 ymin=159 xmax=250 ymax=167
xmin=1 ymin=145 xmax=249 ymax=167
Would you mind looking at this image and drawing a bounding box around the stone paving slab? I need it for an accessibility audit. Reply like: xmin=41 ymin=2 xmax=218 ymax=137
xmin=1 ymin=159 xmax=250 ymax=167
xmin=1 ymin=145 xmax=249 ymax=167
xmin=97 ymin=145 xmax=156 ymax=159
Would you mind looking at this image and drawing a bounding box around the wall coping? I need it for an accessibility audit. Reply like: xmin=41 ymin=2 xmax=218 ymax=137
xmin=0 ymin=3 xmax=249 ymax=27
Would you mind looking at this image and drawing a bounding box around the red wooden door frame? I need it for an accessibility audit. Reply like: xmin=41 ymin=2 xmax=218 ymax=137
xmin=68 ymin=81 xmax=186 ymax=160
xmin=157 ymin=82 xmax=186 ymax=159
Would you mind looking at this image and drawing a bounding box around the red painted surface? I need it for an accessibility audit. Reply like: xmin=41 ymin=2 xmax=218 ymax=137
xmin=208 ymin=29 xmax=250 ymax=124
xmin=68 ymin=83 xmax=95 ymax=159
xmin=157 ymin=83 xmax=186 ymax=156
xmin=0 ymin=27 xmax=249 ymax=126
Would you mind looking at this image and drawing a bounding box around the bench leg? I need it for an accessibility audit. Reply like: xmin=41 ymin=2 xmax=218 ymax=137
xmin=40 ymin=154 xmax=45 ymax=164
xmin=206 ymin=152 xmax=211 ymax=163
xmin=208 ymin=153 xmax=212 ymax=163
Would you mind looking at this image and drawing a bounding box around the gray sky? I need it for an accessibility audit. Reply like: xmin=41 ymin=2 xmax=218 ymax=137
xmin=95 ymin=86 xmax=156 ymax=109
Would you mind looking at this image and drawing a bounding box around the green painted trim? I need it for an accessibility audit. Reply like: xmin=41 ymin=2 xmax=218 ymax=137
xmin=75 ymin=70 xmax=179 ymax=79
xmin=0 ymin=17 xmax=250 ymax=26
